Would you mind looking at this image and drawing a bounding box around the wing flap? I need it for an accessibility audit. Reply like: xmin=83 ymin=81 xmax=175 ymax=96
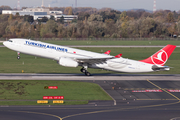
xmin=75 ymin=57 xmax=114 ymax=64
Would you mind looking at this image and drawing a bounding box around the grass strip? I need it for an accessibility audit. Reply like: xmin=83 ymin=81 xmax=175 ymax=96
xmin=1 ymin=40 xmax=180 ymax=46
xmin=43 ymin=40 xmax=180 ymax=46
xmin=0 ymin=101 xmax=89 ymax=105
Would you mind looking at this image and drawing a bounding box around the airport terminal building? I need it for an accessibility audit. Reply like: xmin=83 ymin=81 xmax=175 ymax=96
xmin=2 ymin=8 xmax=78 ymax=22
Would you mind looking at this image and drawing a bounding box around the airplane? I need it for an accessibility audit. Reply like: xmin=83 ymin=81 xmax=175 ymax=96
xmin=3 ymin=38 xmax=176 ymax=76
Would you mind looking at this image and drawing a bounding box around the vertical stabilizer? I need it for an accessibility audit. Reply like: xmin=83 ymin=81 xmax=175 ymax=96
xmin=140 ymin=45 xmax=176 ymax=66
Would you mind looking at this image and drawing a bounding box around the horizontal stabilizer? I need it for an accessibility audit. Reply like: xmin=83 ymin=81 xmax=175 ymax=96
xmin=152 ymin=65 xmax=170 ymax=71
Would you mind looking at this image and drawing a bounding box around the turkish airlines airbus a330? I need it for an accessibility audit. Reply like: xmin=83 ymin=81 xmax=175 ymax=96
xmin=3 ymin=38 xmax=176 ymax=76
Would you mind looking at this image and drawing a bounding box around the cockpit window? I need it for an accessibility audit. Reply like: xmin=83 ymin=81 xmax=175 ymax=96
xmin=8 ymin=40 xmax=13 ymax=42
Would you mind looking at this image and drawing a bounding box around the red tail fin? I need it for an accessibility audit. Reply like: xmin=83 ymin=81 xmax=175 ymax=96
xmin=140 ymin=45 xmax=176 ymax=66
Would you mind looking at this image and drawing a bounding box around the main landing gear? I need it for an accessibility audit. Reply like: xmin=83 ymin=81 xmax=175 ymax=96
xmin=17 ymin=52 xmax=20 ymax=60
xmin=80 ymin=68 xmax=91 ymax=76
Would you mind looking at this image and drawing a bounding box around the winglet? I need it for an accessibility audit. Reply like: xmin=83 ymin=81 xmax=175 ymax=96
xmin=104 ymin=50 xmax=111 ymax=55
xmin=115 ymin=54 xmax=122 ymax=58
xmin=140 ymin=44 xmax=176 ymax=66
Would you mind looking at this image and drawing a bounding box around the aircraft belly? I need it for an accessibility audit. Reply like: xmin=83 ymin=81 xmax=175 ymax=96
xmin=94 ymin=62 xmax=153 ymax=73
xmin=107 ymin=62 xmax=127 ymax=69
xmin=105 ymin=66 xmax=153 ymax=73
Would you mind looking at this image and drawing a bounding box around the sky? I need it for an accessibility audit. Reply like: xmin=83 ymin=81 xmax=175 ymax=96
xmin=1 ymin=0 xmax=180 ymax=11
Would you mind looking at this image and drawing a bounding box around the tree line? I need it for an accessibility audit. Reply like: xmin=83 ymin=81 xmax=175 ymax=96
xmin=0 ymin=5 xmax=180 ymax=38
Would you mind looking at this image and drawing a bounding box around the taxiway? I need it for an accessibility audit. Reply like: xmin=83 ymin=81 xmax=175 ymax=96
xmin=1 ymin=75 xmax=180 ymax=120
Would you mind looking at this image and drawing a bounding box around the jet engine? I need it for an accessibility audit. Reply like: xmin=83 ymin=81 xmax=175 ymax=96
xmin=59 ymin=57 xmax=78 ymax=67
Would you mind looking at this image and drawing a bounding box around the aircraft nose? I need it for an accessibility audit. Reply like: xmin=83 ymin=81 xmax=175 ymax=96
xmin=3 ymin=41 xmax=8 ymax=47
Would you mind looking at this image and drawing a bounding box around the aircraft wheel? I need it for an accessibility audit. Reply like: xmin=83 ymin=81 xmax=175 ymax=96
xmin=80 ymin=68 xmax=86 ymax=73
xmin=85 ymin=71 xmax=91 ymax=76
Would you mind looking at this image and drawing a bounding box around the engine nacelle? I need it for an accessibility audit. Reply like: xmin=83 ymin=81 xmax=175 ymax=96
xmin=59 ymin=57 xmax=78 ymax=67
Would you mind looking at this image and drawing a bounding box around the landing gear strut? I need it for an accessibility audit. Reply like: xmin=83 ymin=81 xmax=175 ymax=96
xmin=80 ymin=68 xmax=91 ymax=76
xmin=17 ymin=52 xmax=20 ymax=60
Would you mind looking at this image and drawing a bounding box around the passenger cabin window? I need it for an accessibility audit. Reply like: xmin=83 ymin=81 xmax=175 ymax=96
xmin=8 ymin=40 xmax=13 ymax=42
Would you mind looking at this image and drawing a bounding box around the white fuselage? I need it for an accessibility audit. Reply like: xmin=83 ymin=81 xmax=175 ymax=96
xmin=3 ymin=39 xmax=154 ymax=73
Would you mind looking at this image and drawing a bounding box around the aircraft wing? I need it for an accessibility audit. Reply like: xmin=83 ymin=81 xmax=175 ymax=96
xmin=75 ymin=57 xmax=114 ymax=64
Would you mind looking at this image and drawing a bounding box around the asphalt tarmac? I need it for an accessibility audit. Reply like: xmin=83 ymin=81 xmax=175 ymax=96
xmin=0 ymin=73 xmax=180 ymax=80
xmin=1 ymin=74 xmax=180 ymax=120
